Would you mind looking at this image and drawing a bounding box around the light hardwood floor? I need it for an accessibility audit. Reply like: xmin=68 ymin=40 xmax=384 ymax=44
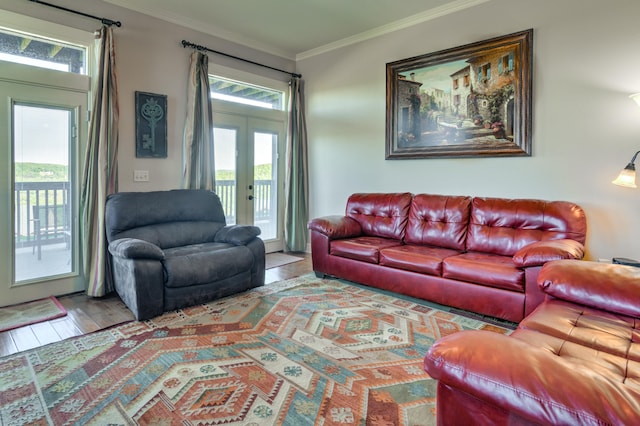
xmin=0 ymin=253 xmax=312 ymax=357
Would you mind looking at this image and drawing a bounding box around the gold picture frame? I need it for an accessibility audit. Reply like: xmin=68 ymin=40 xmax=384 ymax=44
xmin=386 ymin=29 xmax=533 ymax=159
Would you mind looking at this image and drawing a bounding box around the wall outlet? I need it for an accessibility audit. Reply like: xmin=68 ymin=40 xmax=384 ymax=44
xmin=133 ymin=170 xmax=149 ymax=182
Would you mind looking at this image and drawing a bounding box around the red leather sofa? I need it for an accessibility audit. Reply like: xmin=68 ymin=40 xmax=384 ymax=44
xmin=308 ymin=193 xmax=587 ymax=322
xmin=424 ymin=260 xmax=640 ymax=425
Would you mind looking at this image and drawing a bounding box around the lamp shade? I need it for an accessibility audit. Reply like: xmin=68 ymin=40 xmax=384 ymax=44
xmin=612 ymin=165 xmax=637 ymax=188
xmin=614 ymin=97 xmax=640 ymax=188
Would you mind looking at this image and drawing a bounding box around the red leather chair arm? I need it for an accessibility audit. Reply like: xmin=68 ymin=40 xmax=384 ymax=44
xmin=512 ymin=239 xmax=585 ymax=267
xmin=307 ymin=215 xmax=362 ymax=239
xmin=539 ymin=260 xmax=640 ymax=317
xmin=424 ymin=330 xmax=640 ymax=425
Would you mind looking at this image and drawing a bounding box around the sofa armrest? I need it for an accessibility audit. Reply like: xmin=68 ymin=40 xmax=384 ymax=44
xmin=538 ymin=259 xmax=640 ymax=317
xmin=214 ymin=225 xmax=261 ymax=245
xmin=512 ymin=239 xmax=584 ymax=267
xmin=109 ymin=238 xmax=164 ymax=260
xmin=424 ymin=330 xmax=640 ymax=425
xmin=307 ymin=215 xmax=362 ymax=239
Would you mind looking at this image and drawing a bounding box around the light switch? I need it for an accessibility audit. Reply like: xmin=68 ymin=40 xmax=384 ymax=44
xmin=133 ymin=170 xmax=149 ymax=181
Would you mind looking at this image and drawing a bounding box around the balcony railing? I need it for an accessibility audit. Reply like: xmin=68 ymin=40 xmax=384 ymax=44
xmin=14 ymin=181 xmax=71 ymax=250
xmin=216 ymin=179 xmax=275 ymax=224
xmin=14 ymin=180 xmax=273 ymax=249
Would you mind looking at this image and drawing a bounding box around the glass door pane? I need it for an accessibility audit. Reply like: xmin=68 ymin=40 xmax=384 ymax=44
xmin=213 ymin=127 xmax=238 ymax=225
xmin=13 ymin=103 xmax=74 ymax=283
xmin=0 ymin=70 xmax=86 ymax=306
xmin=253 ymin=131 xmax=278 ymax=240
xmin=212 ymin=112 xmax=284 ymax=253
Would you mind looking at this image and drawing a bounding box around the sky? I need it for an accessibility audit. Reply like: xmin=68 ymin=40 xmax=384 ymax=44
xmin=400 ymin=59 xmax=469 ymax=92
xmin=13 ymin=104 xmax=70 ymax=165
xmin=214 ymin=128 xmax=275 ymax=171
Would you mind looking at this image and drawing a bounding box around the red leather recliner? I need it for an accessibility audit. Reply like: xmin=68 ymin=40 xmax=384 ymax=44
xmin=424 ymin=260 xmax=640 ymax=425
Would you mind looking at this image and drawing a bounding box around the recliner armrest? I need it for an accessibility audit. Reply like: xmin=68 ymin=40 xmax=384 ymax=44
xmin=424 ymin=330 xmax=640 ymax=425
xmin=214 ymin=225 xmax=261 ymax=245
xmin=512 ymin=239 xmax=584 ymax=267
xmin=539 ymin=260 xmax=640 ymax=317
xmin=108 ymin=238 xmax=164 ymax=260
xmin=307 ymin=216 xmax=361 ymax=239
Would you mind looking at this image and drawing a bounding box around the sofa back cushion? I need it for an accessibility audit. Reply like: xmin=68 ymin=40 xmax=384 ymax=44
xmin=466 ymin=197 xmax=587 ymax=256
xmin=346 ymin=192 xmax=412 ymax=240
xmin=538 ymin=260 xmax=640 ymax=318
xmin=405 ymin=194 xmax=471 ymax=250
xmin=105 ymin=189 xmax=227 ymax=249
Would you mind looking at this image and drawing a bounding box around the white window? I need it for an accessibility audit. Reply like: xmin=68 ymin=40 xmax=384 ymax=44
xmin=208 ymin=66 xmax=287 ymax=253
xmin=0 ymin=9 xmax=91 ymax=305
xmin=0 ymin=26 xmax=87 ymax=74
xmin=209 ymin=75 xmax=284 ymax=110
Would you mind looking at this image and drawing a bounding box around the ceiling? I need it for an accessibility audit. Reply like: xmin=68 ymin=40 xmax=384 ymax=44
xmin=104 ymin=0 xmax=489 ymax=60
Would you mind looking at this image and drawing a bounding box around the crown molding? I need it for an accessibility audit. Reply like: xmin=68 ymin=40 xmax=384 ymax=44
xmin=296 ymin=0 xmax=492 ymax=60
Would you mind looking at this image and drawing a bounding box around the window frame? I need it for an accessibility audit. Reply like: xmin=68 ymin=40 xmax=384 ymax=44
xmin=0 ymin=9 xmax=93 ymax=302
xmin=0 ymin=9 xmax=93 ymax=77
xmin=207 ymin=63 xmax=289 ymax=111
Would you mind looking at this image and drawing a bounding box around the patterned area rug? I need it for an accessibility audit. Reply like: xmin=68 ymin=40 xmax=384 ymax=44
xmin=0 ymin=274 xmax=511 ymax=425
xmin=0 ymin=296 xmax=67 ymax=333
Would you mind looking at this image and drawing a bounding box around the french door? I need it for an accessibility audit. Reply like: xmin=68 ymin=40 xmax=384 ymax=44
xmin=213 ymin=111 xmax=285 ymax=253
xmin=0 ymin=75 xmax=87 ymax=306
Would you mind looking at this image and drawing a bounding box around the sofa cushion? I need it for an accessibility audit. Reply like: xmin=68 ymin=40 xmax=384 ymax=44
xmin=466 ymin=197 xmax=587 ymax=256
xmin=514 ymin=300 xmax=640 ymax=387
xmin=405 ymin=194 xmax=471 ymax=250
xmin=330 ymin=237 xmax=402 ymax=264
xmin=106 ymin=189 xmax=227 ymax=243
xmin=515 ymin=300 xmax=640 ymax=362
xmin=115 ymin=221 xmax=224 ymax=249
xmin=443 ymin=252 xmax=525 ymax=292
xmin=163 ymin=243 xmax=254 ymax=288
xmin=380 ymin=244 xmax=461 ymax=276
xmin=345 ymin=192 xmax=412 ymax=240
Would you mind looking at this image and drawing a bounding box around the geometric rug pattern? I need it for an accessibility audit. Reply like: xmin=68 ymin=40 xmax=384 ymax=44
xmin=0 ymin=274 xmax=511 ymax=425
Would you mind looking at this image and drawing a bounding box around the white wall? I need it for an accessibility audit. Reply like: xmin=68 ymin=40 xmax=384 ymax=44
xmin=298 ymin=0 xmax=640 ymax=262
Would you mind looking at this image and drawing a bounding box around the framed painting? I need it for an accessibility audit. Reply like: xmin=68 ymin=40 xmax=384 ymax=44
xmin=135 ymin=91 xmax=167 ymax=158
xmin=385 ymin=29 xmax=533 ymax=159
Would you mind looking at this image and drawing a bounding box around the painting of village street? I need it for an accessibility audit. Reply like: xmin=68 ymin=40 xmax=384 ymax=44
xmin=386 ymin=30 xmax=532 ymax=159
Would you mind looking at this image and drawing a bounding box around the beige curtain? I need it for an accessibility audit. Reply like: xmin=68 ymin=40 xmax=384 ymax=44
xmin=81 ymin=25 xmax=119 ymax=297
xmin=182 ymin=51 xmax=215 ymax=190
xmin=284 ymin=77 xmax=309 ymax=252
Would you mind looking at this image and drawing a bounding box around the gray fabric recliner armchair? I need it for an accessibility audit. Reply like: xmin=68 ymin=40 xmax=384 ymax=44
xmin=105 ymin=189 xmax=265 ymax=320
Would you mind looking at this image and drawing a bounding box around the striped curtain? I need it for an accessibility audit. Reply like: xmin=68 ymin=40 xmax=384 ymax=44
xmin=182 ymin=51 xmax=215 ymax=190
xmin=284 ymin=77 xmax=309 ymax=252
xmin=81 ymin=25 xmax=119 ymax=297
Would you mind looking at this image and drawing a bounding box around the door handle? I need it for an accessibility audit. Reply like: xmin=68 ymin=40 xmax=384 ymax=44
xmin=248 ymin=195 xmax=254 ymax=200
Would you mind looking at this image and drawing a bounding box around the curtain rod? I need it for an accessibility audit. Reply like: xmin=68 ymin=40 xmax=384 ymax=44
xmin=28 ymin=0 xmax=122 ymax=27
xmin=181 ymin=40 xmax=301 ymax=79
